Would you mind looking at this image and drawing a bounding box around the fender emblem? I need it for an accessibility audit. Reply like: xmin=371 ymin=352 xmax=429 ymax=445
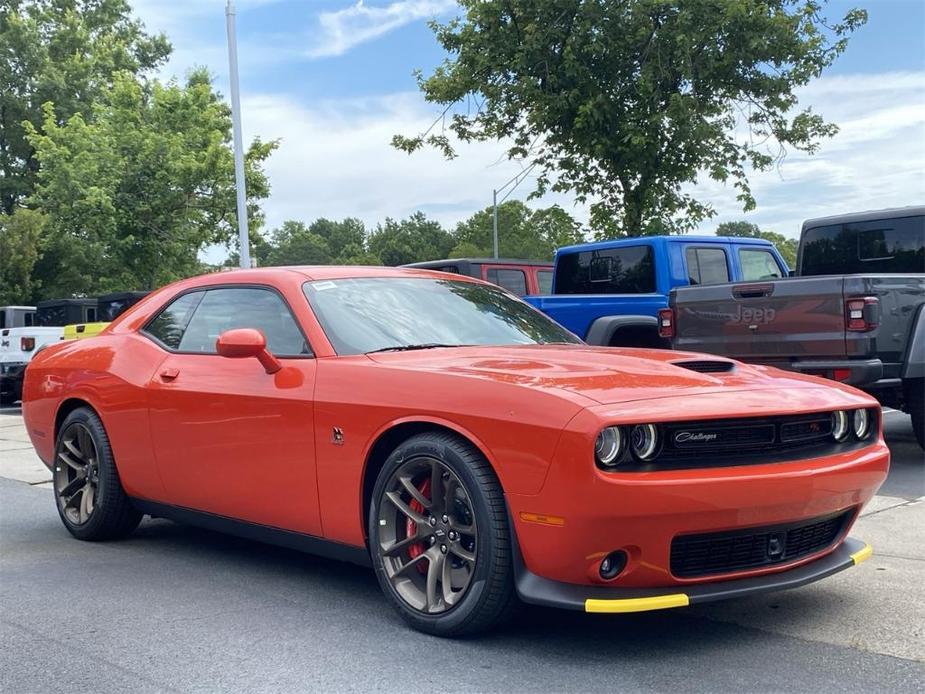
xmin=331 ymin=427 xmax=344 ymax=445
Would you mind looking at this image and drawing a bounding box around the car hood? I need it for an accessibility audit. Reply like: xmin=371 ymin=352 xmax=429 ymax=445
xmin=366 ymin=344 xmax=853 ymax=406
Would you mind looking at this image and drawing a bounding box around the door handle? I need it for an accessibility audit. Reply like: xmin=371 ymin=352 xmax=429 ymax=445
xmin=159 ymin=367 xmax=180 ymax=381
xmin=732 ymin=283 xmax=774 ymax=299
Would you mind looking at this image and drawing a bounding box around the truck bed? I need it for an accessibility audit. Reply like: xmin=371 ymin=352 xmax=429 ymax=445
xmin=669 ymin=274 xmax=925 ymax=385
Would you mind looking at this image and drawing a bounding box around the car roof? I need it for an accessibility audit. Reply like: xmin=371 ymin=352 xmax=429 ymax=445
xmin=556 ymin=234 xmax=774 ymax=254
xmin=404 ymin=258 xmax=553 ymax=267
xmin=801 ymin=205 xmax=925 ymax=231
xmin=213 ymin=265 xmax=486 ymax=283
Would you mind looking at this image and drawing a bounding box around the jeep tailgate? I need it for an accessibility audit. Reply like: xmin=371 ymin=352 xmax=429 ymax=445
xmin=669 ymin=276 xmax=851 ymax=360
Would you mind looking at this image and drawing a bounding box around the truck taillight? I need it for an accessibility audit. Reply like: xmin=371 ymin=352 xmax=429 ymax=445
xmin=21 ymin=337 xmax=35 ymax=351
xmin=658 ymin=308 xmax=675 ymax=339
xmin=846 ymin=297 xmax=879 ymax=332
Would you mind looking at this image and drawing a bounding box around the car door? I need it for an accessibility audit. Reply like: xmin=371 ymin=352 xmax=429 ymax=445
xmin=144 ymin=285 xmax=322 ymax=536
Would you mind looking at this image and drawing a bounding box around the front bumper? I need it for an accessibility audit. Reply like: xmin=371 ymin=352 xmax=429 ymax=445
xmin=514 ymin=536 xmax=872 ymax=613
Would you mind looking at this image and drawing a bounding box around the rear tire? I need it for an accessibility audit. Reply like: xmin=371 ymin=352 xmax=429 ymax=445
xmin=53 ymin=407 xmax=142 ymax=540
xmin=904 ymin=378 xmax=924 ymax=450
xmin=368 ymin=431 xmax=516 ymax=636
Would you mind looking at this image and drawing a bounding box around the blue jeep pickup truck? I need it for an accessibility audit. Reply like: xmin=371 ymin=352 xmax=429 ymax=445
xmin=524 ymin=235 xmax=789 ymax=347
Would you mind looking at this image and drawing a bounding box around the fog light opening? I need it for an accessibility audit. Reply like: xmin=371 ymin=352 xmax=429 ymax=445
xmin=599 ymin=550 xmax=628 ymax=580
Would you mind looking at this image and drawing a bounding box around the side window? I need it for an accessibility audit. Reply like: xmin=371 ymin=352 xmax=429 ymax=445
xmin=85 ymin=307 xmax=97 ymax=323
xmin=486 ymin=268 xmax=527 ymax=296
xmin=554 ymin=245 xmax=656 ymax=294
xmin=178 ymin=287 xmax=310 ymax=356
xmin=0 ymin=312 xmax=5 ymax=329
xmin=685 ymin=247 xmax=730 ymax=285
xmin=25 ymin=312 xmax=34 ymax=327
xmin=144 ymin=292 xmax=205 ymax=349
xmin=739 ymin=249 xmax=784 ymax=281
xmin=536 ymin=269 xmax=553 ymax=295
xmin=801 ymin=216 xmax=924 ymax=274
xmin=857 ymin=218 xmax=925 ymax=271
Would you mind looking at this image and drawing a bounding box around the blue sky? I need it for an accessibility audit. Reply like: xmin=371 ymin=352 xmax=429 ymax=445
xmin=132 ymin=0 xmax=925 ymax=256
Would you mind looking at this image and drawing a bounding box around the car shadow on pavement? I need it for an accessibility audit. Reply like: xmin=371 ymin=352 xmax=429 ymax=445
xmin=128 ymin=516 xmax=805 ymax=659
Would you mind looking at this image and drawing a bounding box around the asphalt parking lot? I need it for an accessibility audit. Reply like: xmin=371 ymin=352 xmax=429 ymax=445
xmin=1 ymin=404 xmax=923 ymax=693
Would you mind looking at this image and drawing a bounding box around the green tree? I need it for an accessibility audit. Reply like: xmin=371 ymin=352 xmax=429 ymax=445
xmin=0 ymin=0 xmax=171 ymax=214
xmin=27 ymin=70 xmax=276 ymax=297
xmin=368 ymin=212 xmax=455 ymax=266
xmin=395 ymin=0 xmax=865 ymax=236
xmin=307 ymin=218 xmax=366 ymax=261
xmin=452 ymin=201 xmax=585 ymax=259
xmin=0 ymin=208 xmax=46 ymax=303
xmin=264 ymin=220 xmax=333 ymax=266
xmin=716 ymin=220 xmax=798 ymax=268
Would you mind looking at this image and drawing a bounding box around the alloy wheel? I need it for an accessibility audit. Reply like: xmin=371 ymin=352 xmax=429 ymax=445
xmin=376 ymin=455 xmax=478 ymax=614
xmin=54 ymin=423 xmax=100 ymax=525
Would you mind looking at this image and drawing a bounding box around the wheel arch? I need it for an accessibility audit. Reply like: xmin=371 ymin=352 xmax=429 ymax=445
xmin=359 ymin=418 xmax=500 ymax=543
xmin=584 ymin=315 xmax=667 ymax=348
xmin=54 ymin=397 xmax=100 ymax=440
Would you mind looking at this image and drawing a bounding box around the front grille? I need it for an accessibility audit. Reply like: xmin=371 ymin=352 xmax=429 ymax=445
xmin=671 ymin=359 xmax=736 ymax=373
xmin=670 ymin=510 xmax=853 ymax=578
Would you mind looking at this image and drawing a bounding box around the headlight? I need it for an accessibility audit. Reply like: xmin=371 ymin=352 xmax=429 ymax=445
xmin=832 ymin=410 xmax=849 ymax=442
xmin=595 ymin=426 xmax=624 ymax=467
xmin=630 ymin=424 xmax=659 ymax=460
xmin=852 ymin=409 xmax=871 ymax=440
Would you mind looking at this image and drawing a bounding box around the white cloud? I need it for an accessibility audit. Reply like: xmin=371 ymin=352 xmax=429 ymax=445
xmin=231 ymin=70 xmax=923 ymax=251
xmin=308 ymin=0 xmax=457 ymax=58
xmin=693 ymin=70 xmax=925 ymax=238
xmin=240 ymin=90 xmax=564 ymax=234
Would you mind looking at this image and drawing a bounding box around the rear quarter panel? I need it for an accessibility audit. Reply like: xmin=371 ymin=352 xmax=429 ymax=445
xmin=23 ymin=333 xmax=168 ymax=499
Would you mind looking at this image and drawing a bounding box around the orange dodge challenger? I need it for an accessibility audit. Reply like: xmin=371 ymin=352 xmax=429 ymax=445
xmin=22 ymin=267 xmax=888 ymax=636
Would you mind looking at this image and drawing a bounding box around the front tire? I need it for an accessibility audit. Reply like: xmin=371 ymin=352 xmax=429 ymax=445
xmin=53 ymin=407 xmax=142 ymax=540
xmin=368 ymin=431 xmax=516 ymax=636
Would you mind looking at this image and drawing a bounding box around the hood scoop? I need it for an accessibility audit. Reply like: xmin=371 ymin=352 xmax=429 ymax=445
xmin=670 ymin=359 xmax=736 ymax=374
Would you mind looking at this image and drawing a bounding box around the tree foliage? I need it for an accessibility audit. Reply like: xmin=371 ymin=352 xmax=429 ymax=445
xmin=0 ymin=0 xmax=170 ymax=214
xmin=0 ymin=208 xmax=46 ymax=304
xmin=369 ymin=212 xmax=457 ymax=266
xmin=716 ymin=219 xmax=798 ymax=268
xmin=231 ymin=204 xmax=584 ymax=270
xmin=452 ymin=201 xmax=584 ymax=258
xmin=395 ymin=0 xmax=865 ymax=236
xmin=26 ymin=70 xmax=276 ymax=297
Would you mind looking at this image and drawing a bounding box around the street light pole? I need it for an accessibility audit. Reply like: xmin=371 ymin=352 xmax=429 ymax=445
xmin=492 ymin=189 xmax=499 ymax=259
xmin=491 ymin=162 xmax=537 ymax=261
xmin=225 ymin=0 xmax=251 ymax=269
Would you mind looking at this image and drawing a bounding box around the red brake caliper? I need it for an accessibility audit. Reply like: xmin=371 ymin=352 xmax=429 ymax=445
xmin=406 ymin=477 xmax=431 ymax=574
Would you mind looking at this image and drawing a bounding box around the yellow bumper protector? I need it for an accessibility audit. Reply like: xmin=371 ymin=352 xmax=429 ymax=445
xmin=585 ymin=593 xmax=690 ymax=613
xmin=850 ymin=543 xmax=873 ymax=565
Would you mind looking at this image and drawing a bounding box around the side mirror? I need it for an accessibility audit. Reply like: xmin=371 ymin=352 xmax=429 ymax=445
xmin=215 ymin=328 xmax=281 ymax=374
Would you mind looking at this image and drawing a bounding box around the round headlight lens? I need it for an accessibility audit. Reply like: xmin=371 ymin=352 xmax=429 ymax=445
xmin=630 ymin=424 xmax=659 ymax=460
xmin=852 ymin=409 xmax=870 ymax=440
xmin=595 ymin=426 xmax=623 ymax=467
xmin=832 ymin=410 xmax=849 ymax=442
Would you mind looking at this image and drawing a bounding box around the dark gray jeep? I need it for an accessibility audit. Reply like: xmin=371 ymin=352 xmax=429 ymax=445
xmin=667 ymin=206 xmax=925 ymax=448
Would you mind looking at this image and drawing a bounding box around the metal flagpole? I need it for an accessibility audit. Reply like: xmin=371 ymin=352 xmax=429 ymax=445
xmin=226 ymin=0 xmax=251 ymax=269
